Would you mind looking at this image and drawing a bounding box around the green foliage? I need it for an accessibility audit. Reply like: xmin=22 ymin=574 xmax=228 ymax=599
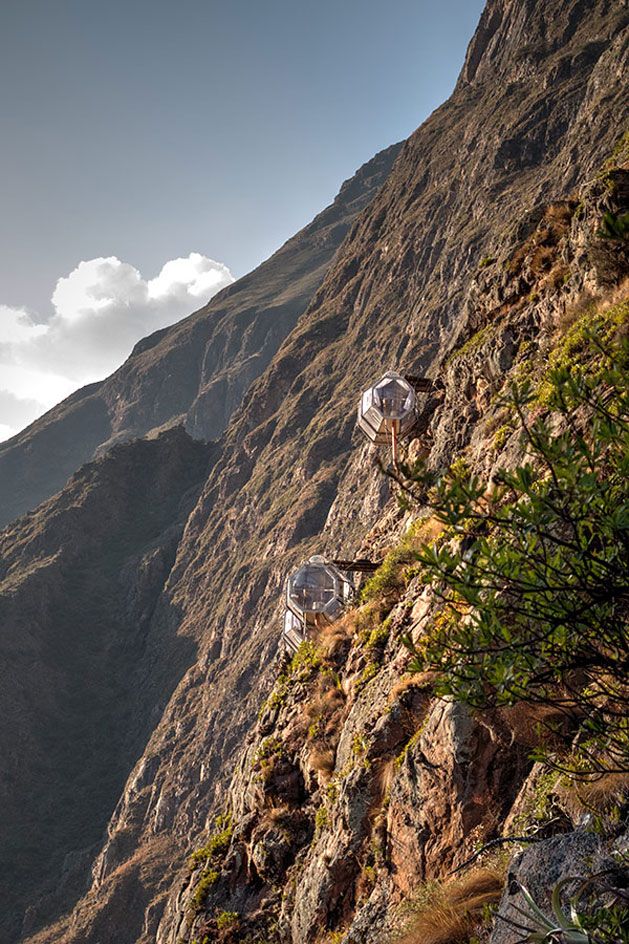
xmin=216 ymin=910 xmax=240 ymax=931
xmin=326 ymin=933 xmax=345 ymax=944
xmin=256 ymin=736 xmax=283 ymax=761
xmin=360 ymin=520 xmax=429 ymax=603
xmin=479 ymin=256 xmax=496 ymax=269
xmin=363 ymin=864 xmax=376 ymax=885
xmin=354 ymin=618 xmax=391 ymax=693
xmin=597 ymin=131 xmax=629 ymax=191
xmin=314 ymin=805 xmax=329 ymax=831
xmin=262 ymin=639 xmax=322 ymax=713
xmin=507 ymin=876 xmax=629 ymax=944
xmin=355 ymin=662 xmax=378 ymax=693
xmin=580 ymin=903 xmax=629 ymax=944
xmin=325 ymin=781 xmax=339 ymax=804
xmin=188 ymin=813 xmax=234 ymax=912
xmin=535 ymin=299 xmax=628 ymax=405
xmin=190 ymin=870 xmax=220 ymax=911
xmin=360 ymin=621 xmax=390 ymax=650
xmin=447 ymin=324 xmax=497 ymax=363
xmin=253 ymin=735 xmax=286 ymax=780
xmin=597 ymin=211 xmax=629 ymax=242
xmin=394 ymin=717 xmax=429 ymax=768
xmin=399 ymin=316 xmax=629 ymax=776
xmin=352 ymin=733 xmax=368 ymax=757
xmin=512 ymin=770 xmax=561 ymax=833
xmin=492 ymin=422 xmax=514 ymax=451
xmin=288 ymin=640 xmax=321 ymax=681
xmin=189 ymin=814 xmax=233 ymax=868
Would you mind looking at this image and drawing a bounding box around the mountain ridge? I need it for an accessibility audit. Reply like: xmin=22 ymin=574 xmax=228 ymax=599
xmin=0 ymin=142 xmax=401 ymax=530
xmin=1 ymin=1 xmax=627 ymax=941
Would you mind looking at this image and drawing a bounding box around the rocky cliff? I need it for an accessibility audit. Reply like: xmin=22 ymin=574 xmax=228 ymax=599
xmin=2 ymin=1 xmax=628 ymax=942
xmin=0 ymin=142 xmax=401 ymax=529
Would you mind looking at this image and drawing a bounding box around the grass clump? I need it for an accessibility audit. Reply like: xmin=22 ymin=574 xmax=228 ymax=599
xmin=188 ymin=813 xmax=234 ymax=913
xmin=216 ymin=911 xmax=239 ymax=931
xmin=535 ymin=297 xmax=628 ymax=405
xmin=360 ymin=518 xmax=435 ymax=604
xmin=398 ymin=868 xmax=504 ymax=944
xmin=447 ymin=324 xmax=496 ymax=364
xmin=288 ymin=640 xmax=321 ymax=681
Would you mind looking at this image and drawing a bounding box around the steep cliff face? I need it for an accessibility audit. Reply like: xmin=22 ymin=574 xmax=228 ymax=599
xmin=167 ymin=139 xmax=629 ymax=944
xmin=5 ymin=1 xmax=628 ymax=942
xmin=0 ymin=143 xmax=400 ymax=529
xmin=0 ymin=429 xmax=214 ymax=941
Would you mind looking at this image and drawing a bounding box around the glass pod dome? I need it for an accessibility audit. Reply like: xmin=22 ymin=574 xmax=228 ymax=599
xmin=286 ymin=555 xmax=351 ymax=627
xmin=357 ymin=370 xmax=417 ymax=445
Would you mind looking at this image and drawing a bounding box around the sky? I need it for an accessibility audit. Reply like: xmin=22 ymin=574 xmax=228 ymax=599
xmin=0 ymin=0 xmax=484 ymax=441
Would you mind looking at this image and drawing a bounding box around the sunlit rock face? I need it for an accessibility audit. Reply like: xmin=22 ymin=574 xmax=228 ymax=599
xmin=3 ymin=1 xmax=627 ymax=942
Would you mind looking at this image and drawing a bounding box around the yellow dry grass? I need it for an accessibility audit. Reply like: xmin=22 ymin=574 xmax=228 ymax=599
xmin=397 ymin=868 xmax=504 ymax=944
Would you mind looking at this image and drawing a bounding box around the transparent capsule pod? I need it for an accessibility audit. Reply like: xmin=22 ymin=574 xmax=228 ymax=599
xmin=357 ymin=370 xmax=417 ymax=447
xmin=282 ymin=555 xmax=352 ymax=654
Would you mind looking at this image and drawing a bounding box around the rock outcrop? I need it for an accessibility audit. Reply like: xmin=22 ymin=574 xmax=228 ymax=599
xmin=1 ymin=1 xmax=627 ymax=942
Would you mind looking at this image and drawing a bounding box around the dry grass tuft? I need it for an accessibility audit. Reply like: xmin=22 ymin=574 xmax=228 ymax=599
xmin=318 ymin=627 xmax=351 ymax=660
xmin=398 ymin=868 xmax=504 ymax=944
xmin=498 ymin=701 xmax=572 ymax=751
xmin=555 ymin=278 xmax=629 ymax=337
xmin=309 ymin=744 xmax=335 ymax=778
xmin=265 ymin=804 xmax=295 ymax=829
xmin=389 ymin=672 xmax=434 ymax=704
xmin=560 ymin=771 xmax=629 ymax=817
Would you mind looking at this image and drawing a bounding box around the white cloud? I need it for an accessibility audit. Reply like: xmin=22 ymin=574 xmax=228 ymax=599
xmin=0 ymin=423 xmax=17 ymax=441
xmin=0 ymin=253 xmax=234 ymax=443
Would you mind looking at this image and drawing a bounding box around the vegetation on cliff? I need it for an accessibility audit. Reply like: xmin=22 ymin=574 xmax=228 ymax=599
xmin=399 ymin=299 xmax=629 ymax=778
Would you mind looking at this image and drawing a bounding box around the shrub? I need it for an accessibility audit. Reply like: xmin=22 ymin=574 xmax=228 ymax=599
xmin=216 ymin=910 xmax=239 ymax=931
xmin=188 ymin=813 xmax=234 ymax=912
xmin=597 ymin=210 xmax=629 ymax=241
xmin=289 ymin=640 xmax=322 ymax=680
xmin=315 ymin=805 xmax=329 ymax=831
xmin=190 ymin=869 xmax=220 ymax=911
xmin=360 ymin=518 xmax=437 ymax=603
xmin=397 ymin=312 xmax=629 ymax=777
xmin=504 ymin=876 xmax=629 ymax=944
xmin=189 ymin=813 xmax=233 ymax=869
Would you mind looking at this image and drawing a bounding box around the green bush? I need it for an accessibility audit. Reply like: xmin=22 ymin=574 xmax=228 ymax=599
xmin=597 ymin=210 xmax=629 ymax=241
xmin=216 ymin=910 xmax=239 ymax=931
xmin=399 ymin=316 xmax=629 ymax=776
xmin=188 ymin=813 xmax=234 ymax=912
xmin=189 ymin=814 xmax=233 ymax=868
xmin=190 ymin=869 xmax=220 ymax=911
xmin=360 ymin=520 xmax=430 ymax=602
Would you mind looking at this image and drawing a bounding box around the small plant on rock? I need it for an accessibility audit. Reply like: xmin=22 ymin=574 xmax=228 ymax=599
xmin=502 ymin=873 xmax=629 ymax=944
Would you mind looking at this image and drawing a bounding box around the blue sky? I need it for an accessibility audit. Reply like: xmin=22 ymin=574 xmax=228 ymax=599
xmin=0 ymin=0 xmax=484 ymax=438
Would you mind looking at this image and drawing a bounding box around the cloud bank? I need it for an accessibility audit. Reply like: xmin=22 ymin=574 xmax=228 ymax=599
xmin=0 ymin=253 xmax=234 ymax=441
